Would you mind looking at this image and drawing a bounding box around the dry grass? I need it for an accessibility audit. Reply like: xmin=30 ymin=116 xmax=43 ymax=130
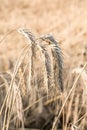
xmin=0 ymin=29 xmax=64 ymax=130
xmin=0 ymin=0 xmax=87 ymax=130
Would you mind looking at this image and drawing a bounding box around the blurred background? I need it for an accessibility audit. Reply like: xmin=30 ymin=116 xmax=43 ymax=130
xmin=0 ymin=0 xmax=87 ymax=72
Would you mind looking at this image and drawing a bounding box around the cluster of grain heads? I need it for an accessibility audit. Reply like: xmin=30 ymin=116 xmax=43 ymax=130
xmin=0 ymin=28 xmax=64 ymax=130
xmin=17 ymin=29 xmax=64 ymax=129
xmin=40 ymin=34 xmax=63 ymax=92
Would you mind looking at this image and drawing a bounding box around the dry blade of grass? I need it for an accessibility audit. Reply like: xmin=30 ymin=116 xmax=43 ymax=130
xmin=74 ymin=112 xmax=87 ymax=125
xmin=70 ymin=124 xmax=80 ymax=130
xmin=64 ymin=87 xmax=75 ymax=129
xmin=0 ymin=28 xmax=17 ymax=44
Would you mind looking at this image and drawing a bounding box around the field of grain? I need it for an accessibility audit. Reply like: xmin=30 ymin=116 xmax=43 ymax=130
xmin=0 ymin=0 xmax=87 ymax=130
